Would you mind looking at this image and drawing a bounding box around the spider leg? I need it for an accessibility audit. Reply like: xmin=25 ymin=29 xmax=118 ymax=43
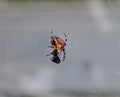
xmin=51 ymin=29 xmax=53 ymax=34
xmin=64 ymin=33 xmax=67 ymax=42
xmin=51 ymin=29 xmax=53 ymax=36
xmin=50 ymin=30 xmax=53 ymax=39
xmin=62 ymin=48 xmax=66 ymax=62
xmin=48 ymin=46 xmax=53 ymax=48
xmin=46 ymin=53 xmax=51 ymax=57
xmin=50 ymin=30 xmax=55 ymax=41
xmin=48 ymin=46 xmax=56 ymax=50
xmin=46 ymin=50 xmax=57 ymax=57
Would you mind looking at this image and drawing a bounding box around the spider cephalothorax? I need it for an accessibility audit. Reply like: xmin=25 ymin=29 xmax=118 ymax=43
xmin=46 ymin=30 xmax=67 ymax=64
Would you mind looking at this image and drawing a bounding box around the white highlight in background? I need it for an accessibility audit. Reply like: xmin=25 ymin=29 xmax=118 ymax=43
xmin=87 ymin=0 xmax=113 ymax=38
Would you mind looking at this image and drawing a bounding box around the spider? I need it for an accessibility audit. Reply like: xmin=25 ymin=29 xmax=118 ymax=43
xmin=46 ymin=30 xmax=67 ymax=63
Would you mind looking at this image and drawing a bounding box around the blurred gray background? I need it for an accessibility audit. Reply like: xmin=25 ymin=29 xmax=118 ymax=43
xmin=0 ymin=0 xmax=120 ymax=97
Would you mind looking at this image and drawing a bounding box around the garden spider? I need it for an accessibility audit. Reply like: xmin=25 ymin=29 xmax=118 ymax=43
xmin=46 ymin=30 xmax=67 ymax=63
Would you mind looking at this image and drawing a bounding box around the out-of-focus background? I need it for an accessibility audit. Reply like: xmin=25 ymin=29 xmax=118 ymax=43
xmin=0 ymin=0 xmax=120 ymax=97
